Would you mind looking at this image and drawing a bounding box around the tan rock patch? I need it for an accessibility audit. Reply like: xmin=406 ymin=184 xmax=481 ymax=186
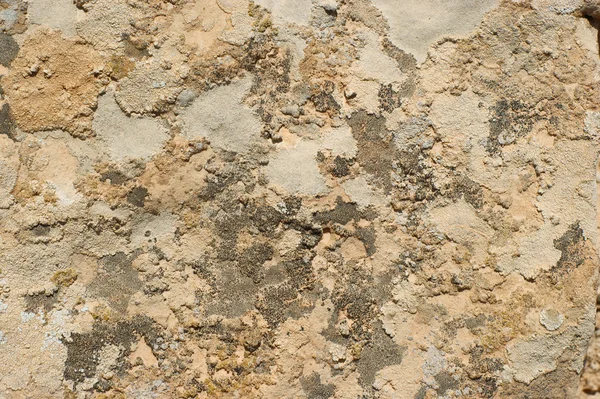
xmin=4 ymin=30 xmax=105 ymax=137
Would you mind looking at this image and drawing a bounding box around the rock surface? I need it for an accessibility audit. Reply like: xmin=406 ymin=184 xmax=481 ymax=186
xmin=0 ymin=0 xmax=600 ymax=398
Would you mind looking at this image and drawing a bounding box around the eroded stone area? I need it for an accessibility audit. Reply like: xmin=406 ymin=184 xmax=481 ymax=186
xmin=0 ymin=0 xmax=600 ymax=398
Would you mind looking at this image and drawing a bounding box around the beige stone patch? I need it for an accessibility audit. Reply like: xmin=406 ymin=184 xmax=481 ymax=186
xmin=173 ymin=0 xmax=230 ymax=53
xmin=170 ymin=0 xmax=253 ymax=56
xmin=10 ymin=133 xmax=83 ymax=206
xmin=374 ymin=349 xmax=424 ymax=399
xmin=354 ymin=31 xmax=405 ymax=85
xmin=342 ymin=176 xmax=386 ymax=210
xmin=140 ymin=155 xmax=209 ymax=211
xmin=0 ymin=0 xmax=599 ymax=397
xmin=129 ymin=213 xmax=178 ymax=249
xmin=499 ymin=140 xmax=599 ymax=279
xmin=344 ymin=77 xmax=381 ymax=114
xmin=428 ymin=198 xmax=494 ymax=263
xmin=0 ymin=135 xmax=19 ymax=209
xmin=339 ymin=236 xmax=367 ymax=260
xmin=507 ymin=330 xmax=572 ymax=384
xmin=219 ymin=2 xmax=254 ymax=46
xmin=30 ymin=133 xmax=82 ymax=207
xmin=277 ymin=229 xmax=303 ymax=256
xmin=253 ymin=0 xmax=313 ymax=26
xmin=129 ymin=337 xmax=158 ymax=368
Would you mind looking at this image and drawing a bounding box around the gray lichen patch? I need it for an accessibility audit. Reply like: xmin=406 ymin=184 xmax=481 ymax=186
xmin=180 ymin=77 xmax=263 ymax=153
xmin=369 ymin=0 xmax=498 ymax=63
xmin=265 ymin=139 xmax=328 ymax=195
xmin=93 ymin=93 xmax=169 ymax=162
xmin=540 ymin=308 xmax=564 ymax=331
xmin=27 ymin=0 xmax=80 ymax=37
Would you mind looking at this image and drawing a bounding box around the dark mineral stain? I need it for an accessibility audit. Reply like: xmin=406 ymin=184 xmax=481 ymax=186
xmin=87 ymin=251 xmax=142 ymax=313
xmin=415 ymin=386 xmax=428 ymax=399
xmin=299 ymin=227 xmax=323 ymax=249
xmin=255 ymin=283 xmax=302 ymax=327
xmin=450 ymin=175 xmax=484 ymax=209
xmin=464 ymin=314 xmax=488 ymax=333
xmin=0 ymin=103 xmax=16 ymax=139
xmin=24 ymin=292 xmax=57 ymax=315
xmin=198 ymin=160 xmax=251 ymax=201
xmin=552 ymin=222 xmax=587 ymax=274
xmin=252 ymin=250 xmax=318 ymax=327
xmin=487 ymin=100 xmax=534 ymax=154
xmin=478 ymin=377 xmax=500 ymax=398
xmin=203 ymin=263 xmax=258 ymax=318
xmin=199 ymin=166 xmax=308 ymax=321
xmin=581 ymin=3 xmax=600 ymax=55
xmin=238 ymin=243 xmax=274 ymax=284
xmin=283 ymin=196 xmax=302 ymax=216
xmin=498 ymin=369 xmax=575 ymax=398
xmin=250 ymin=204 xmax=284 ymax=234
xmin=382 ymin=38 xmax=417 ymax=73
xmin=282 ymin=252 xmax=315 ymax=288
xmin=0 ymin=33 xmax=19 ymax=67
xmin=465 ymin=345 xmax=503 ymax=388
xmin=313 ymin=197 xmax=378 ymax=254
xmin=331 ymin=156 xmax=352 ymax=177
xmin=127 ymin=186 xmax=148 ymax=207
xmin=379 ymin=83 xmax=404 ymax=113
xmin=348 ymin=110 xmax=395 ymax=193
xmin=332 ymin=274 xmax=376 ymax=333
xmin=30 ymin=224 xmax=51 ymax=236
xmin=63 ymin=316 xmax=159 ymax=385
xmin=380 ymin=39 xmax=417 ymax=102
xmin=356 ymin=324 xmax=406 ymax=389
xmin=244 ymin=34 xmax=291 ymax=94
xmin=100 ymin=170 xmax=128 ymax=185
xmin=397 ymin=144 xmax=423 ymax=175
xmin=356 ymin=225 xmax=377 ymax=256
xmin=314 ymin=196 xmax=376 ymax=226
xmin=434 ymin=371 xmax=458 ymax=395
xmin=301 ymin=372 xmax=335 ymax=399
xmin=311 ymin=81 xmax=340 ymax=114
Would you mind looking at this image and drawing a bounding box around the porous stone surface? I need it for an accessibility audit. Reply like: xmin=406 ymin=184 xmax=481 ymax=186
xmin=1 ymin=0 xmax=600 ymax=398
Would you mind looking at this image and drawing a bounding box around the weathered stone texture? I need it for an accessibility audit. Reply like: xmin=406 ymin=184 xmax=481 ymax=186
xmin=0 ymin=0 xmax=600 ymax=398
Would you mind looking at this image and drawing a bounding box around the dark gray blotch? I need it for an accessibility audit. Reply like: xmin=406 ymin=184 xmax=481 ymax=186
xmin=0 ymin=33 xmax=19 ymax=67
xmin=0 ymin=103 xmax=15 ymax=139
xmin=300 ymin=372 xmax=335 ymax=399
xmin=357 ymin=325 xmax=406 ymax=389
